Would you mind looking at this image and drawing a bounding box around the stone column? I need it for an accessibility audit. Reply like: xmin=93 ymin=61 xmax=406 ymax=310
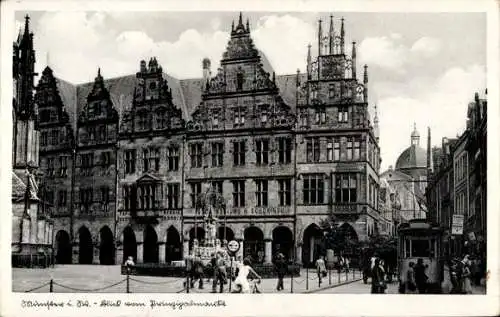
xmin=37 ymin=219 xmax=45 ymax=244
xmin=264 ymin=239 xmax=273 ymax=264
xmin=72 ymin=244 xmax=79 ymax=264
xmin=116 ymin=246 xmax=124 ymax=265
xmin=159 ymin=242 xmax=166 ymax=263
xmin=309 ymin=236 xmax=315 ymax=263
xmin=183 ymin=240 xmax=189 ymax=259
xmin=136 ymin=242 xmax=143 ymax=264
xmin=295 ymin=243 xmax=302 ymax=265
xmin=93 ymin=241 xmax=100 ymax=264
xmin=22 ymin=218 xmax=31 ymax=243
xmin=49 ymin=223 xmax=54 ymax=245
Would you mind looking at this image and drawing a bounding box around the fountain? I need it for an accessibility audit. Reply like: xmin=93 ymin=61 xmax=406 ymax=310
xmin=191 ymin=186 xmax=229 ymax=265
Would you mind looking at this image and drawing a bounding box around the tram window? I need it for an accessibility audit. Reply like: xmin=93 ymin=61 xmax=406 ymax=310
xmin=405 ymin=239 xmax=411 ymax=257
xmin=411 ymin=239 xmax=431 ymax=257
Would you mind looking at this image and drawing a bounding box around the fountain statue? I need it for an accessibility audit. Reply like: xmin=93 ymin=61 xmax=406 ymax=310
xmin=191 ymin=185 xmax=229 ymax=265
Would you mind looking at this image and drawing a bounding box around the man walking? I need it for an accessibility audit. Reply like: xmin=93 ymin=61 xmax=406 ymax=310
xmin=316 ymin=255 xmax=327 ymax=286
xmin=275 ymin=253 xmax=287 ymax=291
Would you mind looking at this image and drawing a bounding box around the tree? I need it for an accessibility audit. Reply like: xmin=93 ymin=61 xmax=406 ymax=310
xmin=318 ymin=217 xmax=354 ymax=255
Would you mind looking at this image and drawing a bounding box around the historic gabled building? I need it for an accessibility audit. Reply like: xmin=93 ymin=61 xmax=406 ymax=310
xmin=12 ymin=15 xmax=54 ymax=262
xmin=184 ymin=15 xmax=297 ymax=264
xmin=116 ymin=58 xmax=185 ymax=265
xmin=35 ymin=66 xmax=75 ymax=264
xmin=73 ymin=69 xmax=119 ymax=264
xmin=295 ymin=16 xmax=381 ymax=265
xmin=30 ymin=13 xmax=384 ymax=267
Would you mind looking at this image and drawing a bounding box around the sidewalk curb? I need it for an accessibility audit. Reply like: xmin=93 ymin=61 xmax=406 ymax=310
xmin=302 ymin=278 xmax=363 ymax=294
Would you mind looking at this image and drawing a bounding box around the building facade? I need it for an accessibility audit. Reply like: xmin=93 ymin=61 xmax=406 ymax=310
xmin=12 ymin=15 xmax=54 ymax=262
xmin=31 ymin=13 xmax=382 ymax=266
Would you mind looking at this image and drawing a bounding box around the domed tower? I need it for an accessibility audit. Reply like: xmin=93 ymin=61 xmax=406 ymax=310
xmin=395 ymin=123 xmax=427 ymax=178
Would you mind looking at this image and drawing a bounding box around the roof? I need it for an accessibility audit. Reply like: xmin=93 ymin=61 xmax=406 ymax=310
xmin=395 ymin=144 xmax=427 ymax=171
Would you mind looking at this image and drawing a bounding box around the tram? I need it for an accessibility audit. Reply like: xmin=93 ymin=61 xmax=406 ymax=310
xmin=397 ymin=219 xmax=444 ymax=293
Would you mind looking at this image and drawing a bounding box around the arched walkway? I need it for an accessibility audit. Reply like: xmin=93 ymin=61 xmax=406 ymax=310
xmin=189 ymin=227 xmax=205 ymax=251
xmin=143 ymin=225 xmax=159 ymax=263
xmin=78 ymin=226 xmax=93 ymax=264
xmin=99 ymin=226 xmax=115 ymax=265
xmin=302 ymin=224 xmax=323 ymax=268
xmin=217 ymin=226 xmax=234 ymax=242
xmin=244 ymin=226 xmax=264 ymax=264
xmin=339 ymin=223 xmax=359 ymax=256
xmin=272 ymin=226 xmax=293 ymax=262
xmin=122 ymin=226 xmax=137 ymax=263
xmin=55 ymin=230 xmax=72 ymax=264
xmin=165 ymin=226 xmax=182 ymax=263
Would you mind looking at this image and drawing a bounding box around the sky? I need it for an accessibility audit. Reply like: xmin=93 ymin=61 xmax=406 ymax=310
xmin=14 ymin=11 xmax=486 ymax=171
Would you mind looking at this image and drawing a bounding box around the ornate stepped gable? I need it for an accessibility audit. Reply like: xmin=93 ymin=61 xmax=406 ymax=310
xmin=297 ymin=16 xmax=371 ymax=129
xmin=78 ymin=68 xmax=118 ymax=124
xmin=188 ymin=13 xmax=295 ymax=132
xmin=120 ymin=58 xmax=184 ymax=135
xmin=35 ymin=67 xmax=73 ymax=129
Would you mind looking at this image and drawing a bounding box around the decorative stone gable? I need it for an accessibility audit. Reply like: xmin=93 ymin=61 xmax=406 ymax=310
xmin=78 ymin=68 xmax=118 ymax=124
xmin=35 ymin=66 xmax=72 ymax=127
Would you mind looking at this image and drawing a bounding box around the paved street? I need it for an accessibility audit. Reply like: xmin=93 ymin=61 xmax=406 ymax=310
xmin=13 ymin=265 xmax=362 ymax=294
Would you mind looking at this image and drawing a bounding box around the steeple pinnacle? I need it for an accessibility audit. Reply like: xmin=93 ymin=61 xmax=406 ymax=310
xmin=24 ymin=15 xmax=30 ymax=37
xmin=329 ymin=15 xmax=334 ymax=54
xmin=363 ymin=65 xmax=368 ymax=101
xmin=340 ymin=17 xmax=345 ymax=54
xmin=352 ymin=42 xmax=357 ymax=79
xmin=307 ymin=43 xmax=312 ymax=79
xmin=318 ymin=19 xmax=323 ymax=56
xmin=374 ymin=104 xmax=379 ymax=141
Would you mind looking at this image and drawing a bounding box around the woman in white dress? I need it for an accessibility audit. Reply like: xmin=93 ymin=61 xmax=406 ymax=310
xmin=233 ymin=258 xmax=261 ymax=293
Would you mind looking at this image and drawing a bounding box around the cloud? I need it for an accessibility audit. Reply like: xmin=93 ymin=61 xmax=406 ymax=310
xmin=378 ymin=64 xmax=485 ymax=171
xmin=411 ymin=37 xmax=441 ymax=57
xmin=358 ymin=36 xmax=408 ymax=72
xmin=252 ymin=14 xmax=316 ymax=74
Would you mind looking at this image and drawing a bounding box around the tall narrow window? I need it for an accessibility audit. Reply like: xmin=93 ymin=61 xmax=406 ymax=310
xmin=354 ymin=138 xmax=361 ymax=160
xmin=41 ymin=131 xmax=48 ymax=146
xmin=150 ymin=148 xmax=160 ymax=171
xmin=315 ymin=108 xmax=326 ymax=124
xmin=327 ymin=140 xmax=333 ymax=161
xmin=236 ymin=69 xmax=244 ymax=91
xmin=211 ymin=181 xmax=223 ymax=195
xmin=143 ymin=149 xmax=150 ymax=172
xmin=338 ymin=107 xmax=348 ymax=123
xmin=57 ymin=190 xmax=67 ymax=207
xmin=306 ymin=137 xmax=320 ymax=162
xmin=234 ymin=107 xmax=245 ymax=127
xmin=255 ymin=139 xmax=269 ymax=165
xmin=167 ymin=184 xmax=180 ymax=209
xmin=303 ymin=175 xmax=324 ymax=205
xmin=255 ymin=180 xmax=268 ymax=207
xmin=232 ymin=180 xmax=245 ymax=207
xmin=211 ymin=142 xmax=224 ymax=167
xmin=59 ymin=156 xmax=68 ymax=177
xmin=50 ymin=130 xmax=59 ymax=145
xmin=278 ymin=138 xmax=292 ymax=164
xmin=233 ymin=140 xmax=246 ymax=166
xmin=101 ymin=152 xmax=111 ymax=168
xmin=190 ymin=143 xmax=203 ymax=168
xmin=190 ymin=182 xmax=202 ymax=208
xmin=335 ymin=173 xmax=357 ymax=202
xmin=98 ymin=125 xmax=106 ymax=141
xmin=347 ymin=138 xmax=353 ymax=160
xmin=334 ymin=138 xmax=340 ymax=161
xmin=123 ymin=186 xmax=131 ymax=210
xmin=124 ymin=149 xmax=136 ymax=174
xmin=278 ymin=179 xmax=292 ymax=206
xmin=167 ymin=147 xmax=179 ymax=171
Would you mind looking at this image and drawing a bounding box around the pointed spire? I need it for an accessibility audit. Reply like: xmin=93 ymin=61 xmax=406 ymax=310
xmin=307 ymin=43 xmax=312 ymax=80
xmin=238 ymin=12 xmax=243 ymax=26
xmin=318 ymin=18 xmax=323 ymax=56
xmin=427 ymin=126 xmax=432 ymax=175
xmin=272 ymin=71 xmax=276 ymax=85
xmin=24 ymin=14 xmax=30 ymax=37
xmin=340 ymin=17 xmax=345 ymax=54
xmin=352 ymin=42 xmax=357 ymax=79
xmin=231 ymin=20 xmax=235 ymax=32
xmin=363 ymin=65 xmax=368 ymax=101
xmin=296 ymin=68 xmax=301 ymax=87
xmin=246 ymin=18 xmax=250 ymax=32
xmin=97 ymin=67 xmax=101 ymax=78
xmin=374 ymin=104 xmax=380 ymax=142
xmin=329 ymin=14 xmax=334 ymax=54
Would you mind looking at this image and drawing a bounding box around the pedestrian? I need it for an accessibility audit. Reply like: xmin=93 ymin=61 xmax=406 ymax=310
xmin=193 ymin=254 xmax=204 ymax=289
xmin=371 ymin=258 xmax=386 ymax=294
xmin=414 ymin=258 xmax=428 ymax=294
xmin=406 ymin=262 xmax=418 ymax=294
xmin=212 ymin=252 xmax=227 ymax=293
xmin=345 ymin=256 xmax=350 ymax=273
xmin=233 ymin=258 xmax=262 ymax=293
xmin=184 ymin=254 xmax=194 ymax=288
xmin=461 ymin=256 xmax=473 ymax=294
xmin=275 ymin=253 xmax=287 ymax=291
xmin=125 ymin=256 xmax=135 ymax=268
xmin=315 ymin=255 xmax=327 ymax=286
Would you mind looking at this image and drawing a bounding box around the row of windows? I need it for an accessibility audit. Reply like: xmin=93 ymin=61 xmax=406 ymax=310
xmin=306 ymin=137 xmax=362 ymax=162
xmin=455 ymin=153 xmax=468 ymax=184
xmin=122 ymin=183 xmax=180 ymax=210
xmin=124 ymin=147 xmax=179 ymax=174
xmin=189 ymin=179 xmax=293 ymax=208
xmin=455 ymin=192 xmax=467 ymax=217
xmin=299 ymin=107 xmax=350 ymax=127
xmin=189 ymin=138 xmax=292 ymax=168
xmin=41 ymin=129 xmax=67 ymax=147
xmin=45 ymin=156 xmax=69 ymax=177
xmin=134 ymin=110 xmax=172 ymax=131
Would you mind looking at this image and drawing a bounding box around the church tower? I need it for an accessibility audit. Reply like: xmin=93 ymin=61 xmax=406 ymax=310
xmin=13 ymin=15 xmax=39 ymax=170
